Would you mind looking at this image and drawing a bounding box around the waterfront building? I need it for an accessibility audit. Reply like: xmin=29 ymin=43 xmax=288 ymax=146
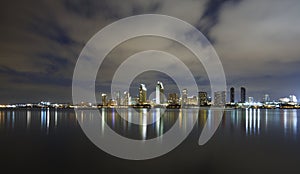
xmin=181 ymin=89 xmax=188 ymax=106
xmin=187 ymin=96 xmax=198 ymax=105
xmin=248 ymin=97 xmax=254 ymax=103
xmin=289 ymin=95 xmax=298 ymax=103
xmin=139 ymin=84 xmax=147 ymax=104
xmin=241 ymin=87 xmax=246 ymax=103
xmin=263 ymin=94 xmax=270 ymax=103
xmin=214 ymin=91 xmax=226 ymax=106
xmin=123 ymin=91 xmax=131 ymax=106
xmin=168 ymin=93 xmax=179 ymax=104
xmin=230 ymin=87 xmax=235 ymax=103
xmin=198 ymin=91 xmax=208 ymax=106
xmin=155 ymin=81 xmax=164 ymax=104
xmin=114 ymin=91 xmax=121 ymax=106
xmin=101 ymin=93 xmax=107 ymax=106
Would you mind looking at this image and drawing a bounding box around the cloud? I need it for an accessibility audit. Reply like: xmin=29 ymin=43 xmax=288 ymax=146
xmin=212 ymin=0 xmax=300 ymax=65
xmin=197 ymin=0 xmax=241 ymax=41
xmin=1 ymin=0 xmax=300 ymax=102
xmin=211 ymin=0 xmax=300 ymax=99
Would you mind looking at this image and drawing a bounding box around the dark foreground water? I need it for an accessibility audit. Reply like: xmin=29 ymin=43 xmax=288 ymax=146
xmin=0 ymin=108 xmax=299 ymax=174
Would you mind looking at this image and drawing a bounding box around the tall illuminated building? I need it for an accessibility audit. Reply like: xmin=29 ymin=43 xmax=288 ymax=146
xmin=240 ymin=87 xmax=246 ymax=103
xmin=123 ymin=91 xmax=131 ymax=106
xmin=188 ymin=96 xmax=198 ymax=105
xmin=230 ymin=87 xmax=235 ymax=103
xmin=263 ymin=94 xmax=270 ymax=103
xmin=181 ymin=89 xmax=188 ymax=106
xmin=198 ymin=91 xmax=208 ymax=106
xmin=248 ymin=97 xmax=254 ymax=103
xmin=139 ymin=84 xmax=147 ymax=104
xmin=101 ymin=93 xmax=107 ymax=106
xmin=113 ymin=91 xmax=121 ymax=106
xmin=168 ymin=93 xmax=179 ymax=104
xmin=214 ymin=91 xmax=226 ymax=106
xmin=155 ymin=81 xmax=164 ymax=104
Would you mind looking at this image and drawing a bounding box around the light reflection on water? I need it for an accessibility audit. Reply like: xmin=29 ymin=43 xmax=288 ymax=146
xmin=0 ymin=108 xmax=299 ymax=139
xmin=0 ymin=109 xmax=78 ymax=134
xmin=224 ymin=108 xmax=298 ymax=137
xmin=1 ymin=108 xmax=300 ymax=174
xmin=78 ymin=108 xmax=197 ymax=140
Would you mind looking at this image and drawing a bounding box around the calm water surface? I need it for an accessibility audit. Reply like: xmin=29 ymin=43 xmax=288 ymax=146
xmin=0 ymin=108 xmax=299 ymax=174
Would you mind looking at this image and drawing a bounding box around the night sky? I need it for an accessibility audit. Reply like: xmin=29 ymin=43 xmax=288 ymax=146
xmin=1 ymin=0 xmax=300 ymax=103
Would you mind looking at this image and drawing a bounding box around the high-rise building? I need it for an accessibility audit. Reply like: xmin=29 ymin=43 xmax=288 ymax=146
xmin=263 ymin=94 xmax=270 ymax=103
xmin=123 ymin=91 xmax=131 ymax=106
xmin=113 ymin=91 xmax=121 ymax=106
xmin=108 ymin=99 xmax=117 ymax=106
xmin=248 ymin=97 xmax=254 ymax=103
xmin=139 ymin=84 xmax=147 ymax=104
xmin=230 ymin=87 xmax=235 ymax=103
xmin=198 ymin=91 xmax=208 ymax=106
xmin=101 ymin=93 xmax=107 ymax=106
xmin=188 ymin=96 xmax=198 ymax=105
xmin=168 ymin=93 xmax=179 ymax=104
xmin=181 ymin=89 xmax=188 ymax=106
xmin=240 ymin=87 xmax=246 ymax=103
xmin=155 ymin=81 xmax=164 ymax=104
xmin=214 ymin=91 xmax=226 ymax=106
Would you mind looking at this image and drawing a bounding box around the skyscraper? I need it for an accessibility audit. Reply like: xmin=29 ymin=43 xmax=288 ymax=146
xmin=115 ymin=91 xmax=121 ymax=106
xmin=230 ymin=87 xmax=235 ymax=103
xmin=187 ymin=96 xmax=198 ymax=105
xmin=181 ymin=89 xmax=188 ymax=106
xmin=263 ymin=94 xmax=270 ymax=103
xmin=155 ymin=81 xmax=164 ymax=104
xmin=248 ymin=97 xmax=254 ymax=103
xmin=168 ymin=93 xmax=179 ymax=104
xmin=123 ymin=91 xmax=130 ymax=106
xmin=198 ymin=91 xmax=208 ymax=106
xmin=240 ymin=87 xmax=246 ymax=103
xmin=214 ymin=91 xmax=226 ymax=106
xmin=139 ymin=84 xmax=147 ymax=104
xmin=101 ymin=93 xmax=107 ymax=106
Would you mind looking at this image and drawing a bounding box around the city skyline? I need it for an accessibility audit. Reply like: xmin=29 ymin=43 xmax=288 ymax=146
xmin=0 ymin=80 xmax=298 ymax=107
xmin=2 ymin=83 xmax=299 ymax=110
xmin=1 ymin=1 xmax=300 ymax=173
xmin=97 ymin=82 xmax=298 ymax=108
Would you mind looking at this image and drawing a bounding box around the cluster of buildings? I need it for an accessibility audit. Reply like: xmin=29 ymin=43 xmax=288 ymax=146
xmin=98 ymin=82 xmax=207 ymax=108
xmin=100 ymin=81 xmax=200 ymax=108
xmin=100 ymin=82 xmax=300 ymax=109
xmin=0 ymin=82 xmax=298 ymax=109
xmin=222 ymin=87 xmax=299 ymax=109
xmin=0 ymin=101 xmax=70 ymax=109
xmin=101 ymin=81 xmax=169 ymax=108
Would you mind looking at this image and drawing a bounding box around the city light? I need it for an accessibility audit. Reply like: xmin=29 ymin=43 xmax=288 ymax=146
xmin=0 ymin=85 xmax=299 ymax=109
